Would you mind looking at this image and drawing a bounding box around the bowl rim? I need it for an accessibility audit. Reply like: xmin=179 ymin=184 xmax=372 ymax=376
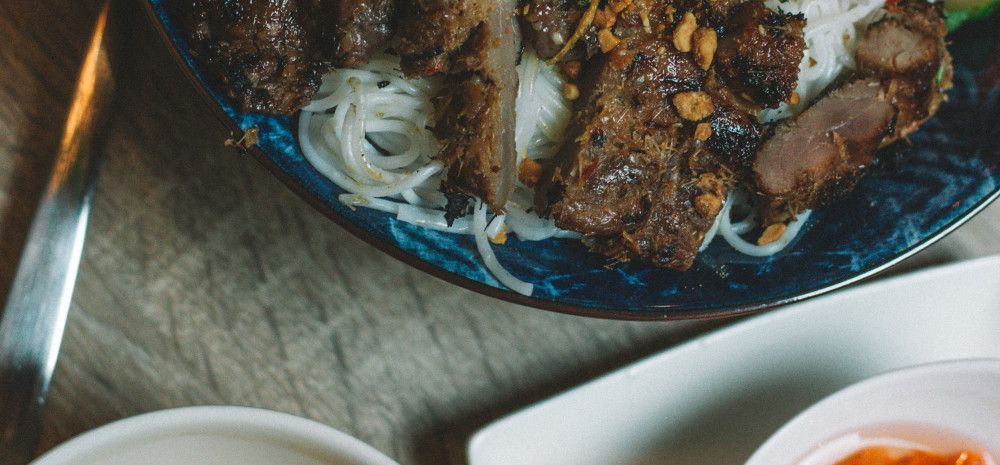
xmin=29 ymin=406 xmax=400 ymax=465
xmin=139 ymin=2 xmax=1000 ymax=321
xmin=744 ymin=358 xmax=1000 ymax=465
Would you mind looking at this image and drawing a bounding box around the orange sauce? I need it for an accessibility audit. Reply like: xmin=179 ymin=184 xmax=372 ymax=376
xmin=833 ymin=447 xmax=988 ymax=465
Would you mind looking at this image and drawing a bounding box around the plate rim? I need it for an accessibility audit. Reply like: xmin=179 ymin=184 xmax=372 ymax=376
xmin=139 ymin=2 xmax=1000 ymax=321
xmin=466 ymin=254 xmax=1000 ymax=464
xmin=29 ymin=406 xmax=400 ymax=465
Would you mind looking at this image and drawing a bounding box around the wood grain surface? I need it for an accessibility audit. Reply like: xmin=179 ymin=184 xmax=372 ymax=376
xmin=0 ymin=2 xmax=998 ymax=464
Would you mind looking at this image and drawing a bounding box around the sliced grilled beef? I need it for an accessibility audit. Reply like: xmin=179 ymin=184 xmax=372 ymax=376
xmin=715 ymin=1 xmax=805 ymax=109
xmin=178 ymin=0 xmax=327 ymax=114
xmin=521 ymin=0 xmax=597 ymax=61
xmin=753 ymin=79 xmax=897 ymax=217
xmin=328 ymin=0 xmax=396 ymax=68
xmin=433 ymin=0 xmax=521 ymax=212
xmin=396 ymin=0 xmax=495 ymax=76
xmin=856 ymin=0 xmax=952 ymax=141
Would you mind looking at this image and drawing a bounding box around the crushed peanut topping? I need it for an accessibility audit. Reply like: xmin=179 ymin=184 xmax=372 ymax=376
xmin=694 ymin=193 xmax=723 ymax=218
xmin=694 ymin=122 xmax=713 ymax=141
xmin=692 ymin=27 xmax=717 ymax=70
xmin=673 ymin=12 xmax=697 ymax=52
xmin=562 ymin=82 xmax=581 ymax=101
xmin=518 ymin=158 xmax=544 ymax=188
xmin=673 ymin=91 xmax=714 ymax=121
xmin=758 ymin=223 xmax=787 ymax=246
xmin=490 ymin=224 xmax=509 ymax=245
xmin=598 ymin=28 xmax=621 ymax=53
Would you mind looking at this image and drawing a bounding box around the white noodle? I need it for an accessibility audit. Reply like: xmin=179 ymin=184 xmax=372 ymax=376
xmin=474 ymin=202 xmax=534 ymax=296
xmin=761 ymin=0 xmax=887 ymax=121
xmin=712 ymin=190 xmax=814 ymax=257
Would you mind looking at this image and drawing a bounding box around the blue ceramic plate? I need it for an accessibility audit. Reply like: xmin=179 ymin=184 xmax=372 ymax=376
xmin=142 ymin=3 xmax=1000 ymax=320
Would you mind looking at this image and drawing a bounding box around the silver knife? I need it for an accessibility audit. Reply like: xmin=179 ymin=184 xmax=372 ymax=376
xmin=0 ymin=2 xmax=115 ymax=463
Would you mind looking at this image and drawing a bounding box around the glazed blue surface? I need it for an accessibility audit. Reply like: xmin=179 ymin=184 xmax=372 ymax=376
xmin=148 ymin=1 xmax=1000 ymax=318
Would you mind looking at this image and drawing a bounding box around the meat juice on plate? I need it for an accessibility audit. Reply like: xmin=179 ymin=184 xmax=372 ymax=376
xmin=795 ymin=424 xmax=996 ymax=465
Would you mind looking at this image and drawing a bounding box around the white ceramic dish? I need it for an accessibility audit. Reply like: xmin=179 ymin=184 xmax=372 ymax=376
xmin=745 ymin=359 xmax=1000 ymax=465
xmin=30 ymin=406 xmax=400 ymax=465
xmin=468 ymin=255 xmax=1000 ymax=465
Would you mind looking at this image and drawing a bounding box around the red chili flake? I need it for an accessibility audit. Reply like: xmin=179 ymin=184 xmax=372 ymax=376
xmin=581 ymin=158 xmax=600 ymax=181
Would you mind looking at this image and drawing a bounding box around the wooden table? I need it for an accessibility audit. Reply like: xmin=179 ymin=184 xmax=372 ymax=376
xmin=1 ymin=3 xmax=998 ymax=464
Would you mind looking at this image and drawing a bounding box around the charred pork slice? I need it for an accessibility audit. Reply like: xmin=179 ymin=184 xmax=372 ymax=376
xmin=676 ymin=0 xmax=749 ymax=29
xmin=396 ymin=0 xmax=495 ymax=76
xmin=328 ymin=0 xmax=396 ymax=67
xmin=545 ymin=36 xmax=707 ymax=235
xmin=753 ymin=0 xmax=951 ymax=219
xmin=715 ymin=1 xmax=805 ymax=109
xmin=541 ymin=15 xmax=728 ymax=271
xmin=179 ymin=0 xmax=327 ymax=115
xmin=595 ymin=160 xmax=728 ymax=269
xmin=432 ymin=1 xmax=521 ymax=213
xmin=856 ymin=0 xmax=952 ymax=141
xmin=753 ymin=79 xmax=896 ymax=215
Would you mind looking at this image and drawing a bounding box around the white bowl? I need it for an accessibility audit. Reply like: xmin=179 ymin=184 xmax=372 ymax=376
xmin=744 ymin=359 xmax=1000 ymax=465
xmin=30 ymin=406 xmax=400 ymax=465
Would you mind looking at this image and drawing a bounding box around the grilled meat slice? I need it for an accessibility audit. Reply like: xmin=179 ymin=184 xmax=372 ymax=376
xmin=753 ymin=0 xmax=951 ymax=220
xmin=856 ymin=0 xmax=952 ymax=141
xmin=433 ymin=0 xmax=521 ymax=212
xmin=544 ymin=35 xmax=706 ymax=235
xmin=704 ymin=77 xmax=765 ymax=171
xmin=753 ymin=79 xmax=897 ymax=217
xmin=677 ymin=0 xmax=748 ymax=29
xmin=396 ymin=0 xmax=495 ymax=76
xmin=539 ymin=11 xmax=728 ymax=271
xmin=178 ymin=0 xmax=327 ymax=115
xmin=521 ymin=0 xmax=598 ymax=61
xmin=328 ymin=0 xmax=396 ymax=68
xmin=596 ymin=161 xmax=728 ymax=270
xmin=715 ymin=1 xmax=805 ymax=109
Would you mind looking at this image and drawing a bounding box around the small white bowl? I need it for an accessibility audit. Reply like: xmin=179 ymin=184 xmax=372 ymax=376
xmin=30 ymin=406 xmax=400 ymax=465
xmin=744 ymin=359 xmax=1000 ymax=465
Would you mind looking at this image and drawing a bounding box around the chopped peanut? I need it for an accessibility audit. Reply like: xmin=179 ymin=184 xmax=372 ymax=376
xmin=697 ymin=173 xmax=721 ymax=190
xmin=694 ymin=193 xmax=723 ymax=218
xmin=692 ymin=27 xmax=717 ymax=70
xmin=610 ymin=0 xmax=631 ymax=14
xmin=562 ymin=82 xmax=581 ymax=101
xmin=490 ymin=224 xmax=509 ymax=245
xmin=673 ymin=12 xmax=697 ymax=53
xmin=758 ymin=223 xmax=787 ymax=246
xmin=518 ymin=158 xmax=544 ymax=188
xmin=594 ymin=8 xmax=615 ymax=29
xmin=673 ymin=91 xmax=714 ymax=121
xmin=694 ymin=122 xmax=713 ymax=141
xmin=788 ymin=91 xmax=801 ymax=105
xmin=598 ymin=28 xmax=621 ymax=53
